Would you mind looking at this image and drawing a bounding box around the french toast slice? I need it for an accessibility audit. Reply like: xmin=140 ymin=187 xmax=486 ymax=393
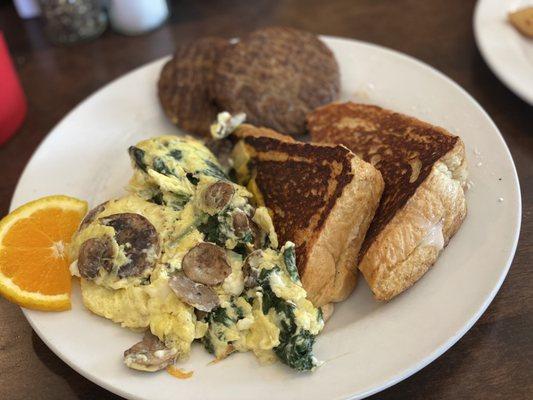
xmin=231 ymin=124 xmax=383 ymax=307
xmin=307 ymin=102 xmax=468 ymax=301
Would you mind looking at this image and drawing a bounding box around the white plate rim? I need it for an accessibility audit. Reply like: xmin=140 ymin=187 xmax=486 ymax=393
xmin=11 ymin=36 xmax=522 ymax=400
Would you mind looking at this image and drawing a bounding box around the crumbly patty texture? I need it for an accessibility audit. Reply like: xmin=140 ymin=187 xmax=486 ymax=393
xmin=212 ymin=27 xmax=340 ymax=135
xmin=158 ymin=37 xmax=229 ymax=137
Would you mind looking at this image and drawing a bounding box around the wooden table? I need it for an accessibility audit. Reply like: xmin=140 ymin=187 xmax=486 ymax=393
xmin=0 ymin=1 xmax=531 ymax=399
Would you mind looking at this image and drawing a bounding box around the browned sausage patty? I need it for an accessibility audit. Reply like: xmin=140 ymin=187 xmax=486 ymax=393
xmin=157 ymin=37 xmax=229 ymax=137
xmin=212 ymin=27 xmax=340 ymax=135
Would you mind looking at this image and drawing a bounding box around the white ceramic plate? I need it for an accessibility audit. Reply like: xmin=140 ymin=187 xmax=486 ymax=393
xmin=474 ymin=0 xmax=533 ymax=104
xmin=11 ymin=37 xmax=521 ymax=400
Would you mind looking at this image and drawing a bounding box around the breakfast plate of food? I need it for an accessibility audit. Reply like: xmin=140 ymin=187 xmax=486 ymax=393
xmin=474 ymin=0 xmax=533 ymax=105
xmin=2 ymin=27 xmax=521 ymax=400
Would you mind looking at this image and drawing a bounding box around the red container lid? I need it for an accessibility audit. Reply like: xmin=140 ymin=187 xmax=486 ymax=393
xmin=0 ymin=31 xmax=27 ymax=146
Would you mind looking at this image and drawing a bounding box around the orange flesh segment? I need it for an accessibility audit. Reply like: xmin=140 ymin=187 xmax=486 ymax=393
xmin=0 ymin=196 xmax=87 ymax=309
xmin=31 ymin=208 xmax=83 ymax=243
xmin=0 ymin=247 xmax=71 ymax=295
xmin=2 ymin=218 xmax=52 ymax=247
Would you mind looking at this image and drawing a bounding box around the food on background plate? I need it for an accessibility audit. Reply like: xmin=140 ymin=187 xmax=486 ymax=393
xmin=508 ymin=7 xmax=533 ymax=38
xmin=0 ymin=195 xmax=87 ymax=311
xmin=230 ymin=124 xmax=383 ymax=307
xmin=158 ymin=37 xmax=230 ymax=136
xmin=212 ymin=26 xmax=340 ymax=135
xmin=307 ymin=102 xmax=467 ymax=301
xmin=69 ymin=135 xmax=324 ymax=372
xmin=157 ymin=26 xmax=340 ymax=137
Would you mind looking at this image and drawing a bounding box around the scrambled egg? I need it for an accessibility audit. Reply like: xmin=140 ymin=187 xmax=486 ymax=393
xmin=69 ymin=135 xmax=323 ymax=372
xmin=204 ymin=243 xmax=322 ymax=369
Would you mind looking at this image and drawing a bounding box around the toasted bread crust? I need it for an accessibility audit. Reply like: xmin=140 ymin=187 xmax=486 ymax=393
xmin=237 ymin=136 xmax=357 ymax=264
xmin=232 ymin=127 xmax=383 ymax=306
xmin=307 ymin=102 xmax=460 ymax=255
xmin=234 ymin=124 xmax=296 ymax=142
xmin=359 ymin=139 xmax=466 ymax=300
xmin=303 ymin=155 xmax=383 ymax=305
xmin=307 ymin=102 xmax=468 ymax=301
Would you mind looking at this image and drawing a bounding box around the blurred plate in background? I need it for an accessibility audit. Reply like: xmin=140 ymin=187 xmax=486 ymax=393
xmin=474 ymin=0 xmax=533 ymax=105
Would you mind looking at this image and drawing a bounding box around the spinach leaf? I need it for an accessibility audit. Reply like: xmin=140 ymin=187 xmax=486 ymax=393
xmin=232 ymin=242 xmax=249 ymax=257
xmin=257 ymin=267 xmax=319 ymax=371
xmin=128 ymin=146 xmax=147 ymax=171
xmin=202 ymin=299 xmax=246 ymax=358
xmin=150 ymin=192 xmax=164 ymax=205
xmin=204 ymin=160 xmax=228 ymax=180
xmin=209 ymin=307 xmax=233 ymax=327
xmin=153 ymin=157 xmax=172 ymax=175
xmin=235 ymin=304 xmax=245 ymax=319
xmin=198 ymin=210 xmax=248 ymax=248
xmin=272 ymin=291 xmax=317 ymax=371
xmin=169 ymin=194 xmax=191 ymax=209
xmin=169 ymin=149 xmax=182 ymax=160
xmin=260 ymin=285 xmax=278 ymax=315
xmin=186 ymin=173 xmax=199 ymax=185
xmin=283 ymin=245 xmax=300 ymax=283
xmin=202 ymin=333 xmax=215 ymax=355
xmin=198 ymin=214 xmax=226 ymax=246
xmin=274 ymin=329 xmax=317 ymax=371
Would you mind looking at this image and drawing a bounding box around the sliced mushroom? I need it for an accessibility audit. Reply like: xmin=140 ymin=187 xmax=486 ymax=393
xmin=78 ymin=202 xmax=108 ymax=231
xmin=232 ymin=210 xmax=250 ymax=237
xmin=242 ymin=250 xmax=263 ymax=288
xmin=100 ymin=213 xmax=160 ymax=278
xmin=182 ymin=242 xmax=231 ymax=286
xmin=250 ymin=221 xmax=264 ymax=249
xmin=169 ymin=271 xmax=219 ymax=312
xmin=194 ymin=309 xmax=208 ymax=321
xmin=203 ymin=181 xmax=234 ymax=211
xmin=77 ymin=236 xmax=114 ymax=279
xmin=124 ymin=331 xmax=177 ymax=372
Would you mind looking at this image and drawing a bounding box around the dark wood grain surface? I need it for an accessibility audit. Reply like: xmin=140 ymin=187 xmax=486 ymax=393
xmin=0 ymin=0 xmax=531 ymax=399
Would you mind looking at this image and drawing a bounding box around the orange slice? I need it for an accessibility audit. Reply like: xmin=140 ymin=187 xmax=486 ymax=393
xmin=0 ymin=195 xmax=88 ymax=311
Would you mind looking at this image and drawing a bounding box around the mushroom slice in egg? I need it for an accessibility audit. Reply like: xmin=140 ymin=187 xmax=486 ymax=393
xmin=168 ymin=271 xmax=219 ymax=312
xmin=242 ymin=250 xmax=263 ymax=288
xmin=100 ymin=213 xmax=160 ymax=278
xmin=77 ymin=236 xmax=114 ymax=279
xmin=182 ymin=242 xmax=231 ymax=286
xmin=78 ymin=201 xmax=108 ymax=231
xmin=124 ymin=331 xmax=178 ymax=372
xmin=203 ymin=181 xmax=234 ymax=211
xmin=231 ymin=209 xmax=250 ymax=238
